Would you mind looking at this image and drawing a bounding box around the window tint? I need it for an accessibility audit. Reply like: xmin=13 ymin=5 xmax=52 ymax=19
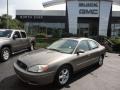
xmin=78 ymin=40 xmax=90 ymax=51
xmin=21 ymin=32 xmax=26 ymax=38
xmin=88 ymin=40 xmax=98 ymax=49
xmin=14 ymin=31 xmax=21 ymax=38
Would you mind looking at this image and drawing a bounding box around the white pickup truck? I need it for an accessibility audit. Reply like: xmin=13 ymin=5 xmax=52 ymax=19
xmin=0 ymin=29 xmax=36 ymax=61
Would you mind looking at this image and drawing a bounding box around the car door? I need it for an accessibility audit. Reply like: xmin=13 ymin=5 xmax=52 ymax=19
xmin=73 ymin=40 xmax=92 ymax=70
xmin=20 ymin=31 xmax=30 ymax=49
xmin=11 ymin=31 xmax=23 ymax=52
xmin=87 ymin=40 xmax=100 ymax=64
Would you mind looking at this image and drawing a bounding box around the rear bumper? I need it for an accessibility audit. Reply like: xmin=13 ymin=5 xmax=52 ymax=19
xmin=14 ymin=62 xmax=55 ymax=85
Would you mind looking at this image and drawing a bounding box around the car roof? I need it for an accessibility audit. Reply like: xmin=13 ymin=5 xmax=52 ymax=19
xmin=63 ymin=37 xmax=95 ymax=42
xmin=0 ymin=29 xmax=25 ymax=32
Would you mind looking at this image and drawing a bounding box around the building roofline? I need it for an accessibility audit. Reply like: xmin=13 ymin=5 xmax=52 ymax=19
xmin=16 ymin=10 xmax=66 ymax=16
xmin=43 ymin=0 xmax=119 ymax=7
xmin=16 ymin=10 xmax=120 ymax=17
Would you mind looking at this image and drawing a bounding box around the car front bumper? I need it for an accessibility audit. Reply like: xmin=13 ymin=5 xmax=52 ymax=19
xmin=14 ymin=62 xmax=55 ymax=85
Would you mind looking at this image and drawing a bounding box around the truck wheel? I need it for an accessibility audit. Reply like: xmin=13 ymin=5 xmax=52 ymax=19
xmin=97 ymin=55 xmax=104 ymax=66
xmin=0 ymin=47 xmax=10 ymax=61
xmin=28 ymin=43 xmax=34 ymax=51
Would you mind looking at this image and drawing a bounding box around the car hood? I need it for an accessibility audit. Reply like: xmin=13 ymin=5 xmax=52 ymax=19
xmin=18 ymin=49 xmax=71 ymax=67
xmin=0 ymin=37 xmax=9 ymax=42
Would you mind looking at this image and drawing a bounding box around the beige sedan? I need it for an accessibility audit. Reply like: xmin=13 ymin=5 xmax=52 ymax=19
xmin=14 ymin=38 xmax=105 ymax=87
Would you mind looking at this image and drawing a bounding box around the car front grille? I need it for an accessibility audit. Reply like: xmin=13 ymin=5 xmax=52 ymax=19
xmin=17 ymin=60 xmax=27 ymax=70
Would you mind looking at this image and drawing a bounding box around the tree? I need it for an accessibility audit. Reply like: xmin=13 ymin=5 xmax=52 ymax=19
xmin=0 ymin=14 xmax=24 ymax=29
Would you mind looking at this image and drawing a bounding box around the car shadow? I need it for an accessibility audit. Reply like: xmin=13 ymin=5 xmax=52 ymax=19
xmin=67 ymin=64 xmax=99 ymax=88
xmin=0 ymin=64 xmax=99 ymax=90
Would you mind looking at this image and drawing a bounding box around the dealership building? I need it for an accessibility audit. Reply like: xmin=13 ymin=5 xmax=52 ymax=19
xmin=16 ymin=0 xmax=120 ymax=37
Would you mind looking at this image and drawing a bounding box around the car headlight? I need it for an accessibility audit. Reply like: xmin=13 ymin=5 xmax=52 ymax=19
xmin=28 ymin=65 xmax=48 ymax=73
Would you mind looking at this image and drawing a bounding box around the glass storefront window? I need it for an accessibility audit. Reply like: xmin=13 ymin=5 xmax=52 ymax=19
xmin=24 ymin=22 xmax=65 ymax=37
xmin=77 ymin=23 xmax=89 ymax=37
xmin=77 ymin=23 xmax=98 ymax=37
xmin=111 ymin=23 xmax=120 ymax=37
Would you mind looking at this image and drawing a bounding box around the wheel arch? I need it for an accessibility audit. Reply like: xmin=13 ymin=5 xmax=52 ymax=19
xmin=0 ymin=44 xmax=12 ymax=53
xmin=53 ymin=63 xmax=74 ymax=86
xmin=101 ymin=54 xmax=105 ymax=59
xmin=56 ymin=63 xmax=74 ymax=75
xmin=30 ymin=40 xmax=35 ymax=47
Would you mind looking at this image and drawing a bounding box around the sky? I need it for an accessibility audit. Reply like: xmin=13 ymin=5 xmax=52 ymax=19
xmin=0 ymin=0 xmax=120 ymax=18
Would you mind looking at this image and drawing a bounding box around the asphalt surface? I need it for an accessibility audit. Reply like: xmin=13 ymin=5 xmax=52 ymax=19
xmin=0 ymin=51 xmax=120 ymax=90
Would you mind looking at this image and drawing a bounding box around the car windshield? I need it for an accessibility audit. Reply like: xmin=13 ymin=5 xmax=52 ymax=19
xmin=47 ymin=39 xmax=78 ymax=54
xmin=0 ymin=30 xmax=12 ymax=38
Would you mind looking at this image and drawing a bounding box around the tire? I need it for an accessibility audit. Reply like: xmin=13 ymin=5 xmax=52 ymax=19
xmin=28 ymin=43 xmax=34 ymax=51
xmin=54 ymin=65 xmax=72 ymax=87
xmin=0 ymin=47 xmax=10 ymax=62
xmin=97 ymin=56 xmax=104 ymax=66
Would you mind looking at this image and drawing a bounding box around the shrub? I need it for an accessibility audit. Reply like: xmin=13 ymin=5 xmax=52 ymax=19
xmin=36 ymin=38 xmax=59 ymax=43
xmin=35 ymin=38 xmax=60 ymax=48
xmin=110 ymin=37 xmax=120 ymax=45
xmin=109 ymin=37 xmax=120 ymax=52
xmin=62 ymin=33 xmax=77 ymax=37
xmin=36 ymin=33 xmax=47 ymax=38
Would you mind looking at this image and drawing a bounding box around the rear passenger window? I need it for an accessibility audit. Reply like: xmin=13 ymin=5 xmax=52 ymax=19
xmin=21 ymin=32 xmax=26 ymax=38
xmin=88 ymin=40 xmax=98 ymax=49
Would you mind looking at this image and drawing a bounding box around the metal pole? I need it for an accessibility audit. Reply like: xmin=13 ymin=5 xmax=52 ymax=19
xmin=7 ymin=0 xmax=9 ymax=29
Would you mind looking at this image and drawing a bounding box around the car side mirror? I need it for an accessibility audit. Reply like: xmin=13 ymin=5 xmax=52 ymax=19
xmin=13 ymin=35 xmax=18 ymax=40
xmin=77 ymin=49 xmax=85 ymax=55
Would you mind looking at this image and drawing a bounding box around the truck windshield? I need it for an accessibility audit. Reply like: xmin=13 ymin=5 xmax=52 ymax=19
xmin=0 ymin=30 xmax=12 ymax=38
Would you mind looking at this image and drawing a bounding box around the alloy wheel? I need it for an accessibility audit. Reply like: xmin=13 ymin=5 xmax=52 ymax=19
xmin=58 ymin=68 xmax=70 ymax=85
xmin=98 ymin=56 xmax=103 ymax=66
xmin=30 ymin=44 xmax=34 ymax=51
xmin=1 ymin=47 xmax=10 ymax=61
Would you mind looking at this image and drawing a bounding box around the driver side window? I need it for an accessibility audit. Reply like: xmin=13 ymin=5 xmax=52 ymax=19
xmin=13 ymin=31 xmax=21 ymax=38
xmin=78 ymin=40 xmax=90 ymax=51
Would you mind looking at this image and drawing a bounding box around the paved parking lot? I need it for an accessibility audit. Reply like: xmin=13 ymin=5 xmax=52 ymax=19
xmin=0 ymin=52 xmax=120 ymax=90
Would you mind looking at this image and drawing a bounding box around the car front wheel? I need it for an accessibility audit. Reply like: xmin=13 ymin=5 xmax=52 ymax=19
xmin=0 ymin=47 xmax=10 ymax=62
xmin=55 ymin=65 xmax=72 ymax=87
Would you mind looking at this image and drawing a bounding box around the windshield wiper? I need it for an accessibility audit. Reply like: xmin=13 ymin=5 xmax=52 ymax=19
xmin=47 ymin=48 xmax=64 ymax=53
xmin=47 ymin=48 xmax=60 ymax=52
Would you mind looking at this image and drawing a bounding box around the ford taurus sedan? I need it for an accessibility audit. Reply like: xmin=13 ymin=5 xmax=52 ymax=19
xmin=14 ymin=38 xmax=105 ymax=86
